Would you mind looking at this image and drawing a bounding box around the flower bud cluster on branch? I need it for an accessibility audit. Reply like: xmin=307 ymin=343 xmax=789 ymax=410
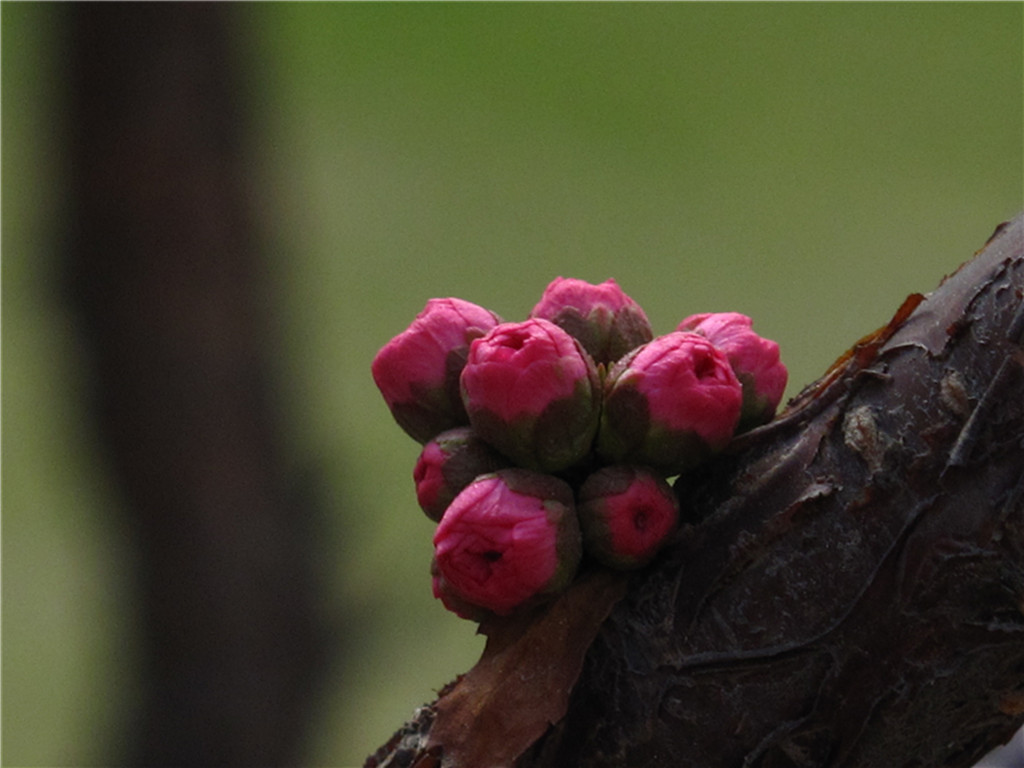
xmin=372 ymin=278 xmax=787 ymax=620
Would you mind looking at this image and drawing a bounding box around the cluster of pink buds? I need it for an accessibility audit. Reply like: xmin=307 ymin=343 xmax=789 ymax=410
xmin=372 ymin=277 xmax=787 ymax=620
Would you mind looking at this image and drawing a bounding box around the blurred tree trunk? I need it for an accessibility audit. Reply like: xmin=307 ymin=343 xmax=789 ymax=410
xmin=368 ymin=215 xmax=1024 ymax=768
xmin=65 ymin=5 xmax=329 ymax=766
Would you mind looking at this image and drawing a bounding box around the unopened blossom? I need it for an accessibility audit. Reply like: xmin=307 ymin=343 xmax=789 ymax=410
xmin=597 ymin=331 xmax=742 ymax=474
xmin=413 ymin=427 xmax=508 ymax=521
xmin=578 ymin=465 xmax=680 ymax=569
xmin=529 ymin=277 xmax=653 ymax=366
xmin=678 ymin=312 xmax=788 ymax=430
xmin=432 ymin=469 xmax=581 ymax=617
xmin=460 ymin=319 xmax=601 ymax=472
xmin=372 ymin=298 xmax=501 ymax=443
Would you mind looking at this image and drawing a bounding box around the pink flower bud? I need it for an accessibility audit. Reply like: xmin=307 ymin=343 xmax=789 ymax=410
xmin=432 ymin=469 xmax=581 ymax=617
xmin=413 ymin=427 xmax=508 ymax=521
xmin=529 ymin=277 xmax=653 ymax=365
xmin=678 ymin=312 xmax=788 ymax=429
xmin=460 ymin=319 xmax=601 ymax=472
xmin=578 ymin=465 xmax=680 ymax=569
xmin=372 ymin=298 xmax=501 ymax=443
xmin=597 ymin=331 xmax=742 ymax=474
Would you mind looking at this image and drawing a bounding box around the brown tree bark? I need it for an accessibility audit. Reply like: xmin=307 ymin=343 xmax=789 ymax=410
xmin=368 ymin=214 xmax=1024 ymax=768
xmin=64 ymin=5 xmax=329 ymax=766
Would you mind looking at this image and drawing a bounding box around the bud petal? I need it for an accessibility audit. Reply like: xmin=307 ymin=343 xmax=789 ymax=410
xmin=530 ymin=277 xmax=653 ymax=365
xmin=432 ymin=469 xmax=581 ymax=617
xmin=431 ymin=558 xmax=491 ymax=622
xmin=460 ymin=319 xmax=601 ymax=472
xmin=678 ymin=312 xmax=788 ymax=429
xmin=597 ymin=331 xmax=742 ymax=474
xmin=578 ymin=465 xmax=680 ymax=569
xmin=413 ymin=427 xmax=509 ymax=521
xmin=372 ymin=298 xmax=502 ymax=443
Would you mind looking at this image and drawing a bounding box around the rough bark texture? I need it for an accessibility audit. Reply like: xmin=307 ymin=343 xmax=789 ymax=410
xmin=368 ymin=214 xmax=1024 ymax=768
xmin=64 ymin=5 xmax=329 ymax=766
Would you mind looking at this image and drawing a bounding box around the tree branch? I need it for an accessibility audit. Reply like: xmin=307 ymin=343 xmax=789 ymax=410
xmin=369 ymin=214 xmax=1024 ymax=768
xmin=64 ymin=6 xmax=330 ymax=765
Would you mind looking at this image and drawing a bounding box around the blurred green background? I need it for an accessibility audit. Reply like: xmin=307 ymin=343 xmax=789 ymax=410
xmin=3 ymin=3 xmax=1021 ymax=766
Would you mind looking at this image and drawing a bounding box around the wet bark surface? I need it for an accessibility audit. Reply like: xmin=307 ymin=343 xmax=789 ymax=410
xmin=369 ymin=214 xmax=1024 ymax=768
